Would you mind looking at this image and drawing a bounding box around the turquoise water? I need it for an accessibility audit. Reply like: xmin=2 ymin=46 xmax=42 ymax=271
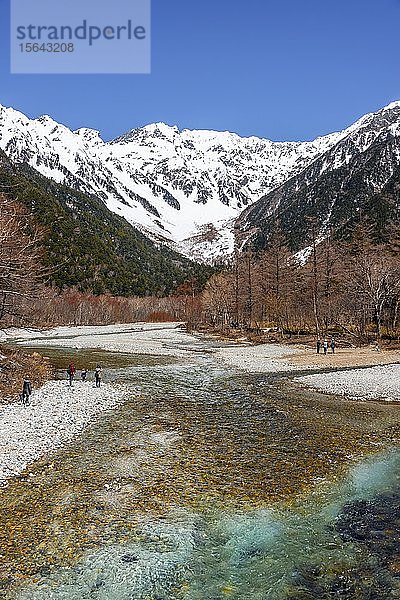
xmin=11 ymin=451 xmax=400 ymax=599
xmin=2 ymin=337 xmax=399 ymax=599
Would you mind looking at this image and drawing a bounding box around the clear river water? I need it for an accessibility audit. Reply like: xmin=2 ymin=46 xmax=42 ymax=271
xmin=1 ymin=328 xmax=399 ymax=599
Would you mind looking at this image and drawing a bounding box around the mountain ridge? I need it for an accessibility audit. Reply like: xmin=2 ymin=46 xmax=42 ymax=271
xmin=0 ymin=149 xmax=213 ymax=296
xmin=237 ymin=103 xmax=400 ymax=252
xmin=1 ymin=100 xmax=400 ymax=262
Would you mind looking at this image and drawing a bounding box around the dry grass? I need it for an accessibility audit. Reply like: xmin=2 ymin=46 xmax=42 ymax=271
xmin=0 ymin=346 xmax=53 ymax=405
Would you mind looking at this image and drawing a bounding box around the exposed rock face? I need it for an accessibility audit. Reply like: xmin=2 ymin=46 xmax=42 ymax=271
xmin=1 ymin=101 xmax=400 ymax=260
xmin=237 ymin=102 xmax=400 ymax=251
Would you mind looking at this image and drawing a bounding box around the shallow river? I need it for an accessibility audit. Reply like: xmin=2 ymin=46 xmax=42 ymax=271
xmin=1 ymin=328 xmax=399 ymax=599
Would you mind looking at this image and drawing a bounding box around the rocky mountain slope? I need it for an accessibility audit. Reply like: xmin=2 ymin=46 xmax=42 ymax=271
xmin=1 ymin=101 xmax=400 ymax=262
xmin=237 ymin=102 xmax=400 ymax=253
xmin=0 ymin=150 xmax=212 ymax=296
xmin=0 ymin=103 xmax=353 ymax=261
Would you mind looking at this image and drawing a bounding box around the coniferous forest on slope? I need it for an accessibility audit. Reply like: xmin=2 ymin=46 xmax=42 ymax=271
xmin=0 ymin=150 xmax=213 ymax=297
xmin=237 ymin=132 xmax=400 ymax=253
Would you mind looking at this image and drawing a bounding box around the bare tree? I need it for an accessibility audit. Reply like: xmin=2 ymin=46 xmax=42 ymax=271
xmin=0 ymin=195 xmax=45 ymax=325
xmin=256 ymin=231 xmax=298 ymax=334
xmin=347 ymin=247 xmax=400 ymax=340
xmin=202 ymin=272 xmax=235 ymax=329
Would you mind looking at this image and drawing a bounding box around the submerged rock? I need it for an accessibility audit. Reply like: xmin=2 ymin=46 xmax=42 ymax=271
xmin=286 ymin=492 xmax=400 ymax=599
xmin=335 ymin=493 xmax=400 ymax=567
xmin=121 ymin=553 xmax=139 ymax=563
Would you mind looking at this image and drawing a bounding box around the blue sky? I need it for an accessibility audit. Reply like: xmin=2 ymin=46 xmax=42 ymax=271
xmin=1 ymin=0 xmax=400 ymax=141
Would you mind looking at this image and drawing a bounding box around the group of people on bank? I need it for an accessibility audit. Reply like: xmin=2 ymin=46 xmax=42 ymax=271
xmin=66 ymin=363 xmax=102 ymax=387
xmin=19 ymin=363 xmax=102 ymax=406
xmin=19 ymin=363 xmax=103 ymax=406
xmin=316 ymin=337 xmax=335 ymax=355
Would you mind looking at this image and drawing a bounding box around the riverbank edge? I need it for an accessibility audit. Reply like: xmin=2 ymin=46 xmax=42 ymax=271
xmin=0 ymin=344 xmax=54 ymax=405
xmin=0 ymin=379 xmax=129 ymax=485
xmin=3 ymin=322 xmax=400 ymax=372
xmin=2 ymin=323 xmax=400 ymax=402
xmin=194 ymin=329 xmax=400 ymax=402
xmin=193 ymin=328 xmax=400 ymax=373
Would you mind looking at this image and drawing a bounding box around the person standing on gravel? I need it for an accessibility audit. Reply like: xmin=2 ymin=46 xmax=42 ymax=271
xmin=323 ymin=339 xmax=328 ymax=355
xmin=81 ymin=368 xmax=87 ymax=382
xmin=95 ymin=366 xmax=102 ymax=388
xmin=67 ymin=363 xmax=76 ymax=386
xmin=330 ymin=337 xmax=336 ymax=354
xmin=21 ymin=377 xmax=32 ymax=406
xmin=316 ymin=338 xmax=321 ymax=354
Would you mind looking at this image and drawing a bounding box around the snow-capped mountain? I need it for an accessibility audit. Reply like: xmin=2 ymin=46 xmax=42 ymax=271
xmin=0 ymin=100 xmax=399 ymax=262
xmin=0 ymin=104 xmax=349 ymax=259
xmin=237 ymin=101 xmax=400 ymax=252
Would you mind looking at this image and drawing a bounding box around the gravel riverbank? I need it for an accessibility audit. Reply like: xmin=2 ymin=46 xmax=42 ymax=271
xmin=0 ymin=323 xmax=191 ymax=358
xmin=0 ymin=380 xmax=127 ymax=483
xmin=214 ymin=343 xmax=303 ymax=372
xmin=296 ymin=364 xmax=400 ymax=402
xmin=1 ymin=324 xmax=398 ymax=486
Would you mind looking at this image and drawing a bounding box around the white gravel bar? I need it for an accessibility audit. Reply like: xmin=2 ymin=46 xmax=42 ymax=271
xmin=0 ymin=380 xmax=127 ymax=483
xmin=296 ymin=364 xmax=400 ymax=402
xmin=215 ymin=344 xmax=302 ymax=373
xmin=0 ymin=323 xmax=195 ymax=358
xmin=1 ymin=324 xmax=302 ymax=368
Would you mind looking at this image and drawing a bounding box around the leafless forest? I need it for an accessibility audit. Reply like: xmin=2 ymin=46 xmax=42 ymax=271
xmin=202 ymin=228 xmax=400 ymax=344
xmin=1 ymin=195 xmax=399 ymax=344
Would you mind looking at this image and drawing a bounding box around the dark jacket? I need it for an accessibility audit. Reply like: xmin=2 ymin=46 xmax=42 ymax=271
xmin=22 ymin=379 xmax=32 ymax=395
